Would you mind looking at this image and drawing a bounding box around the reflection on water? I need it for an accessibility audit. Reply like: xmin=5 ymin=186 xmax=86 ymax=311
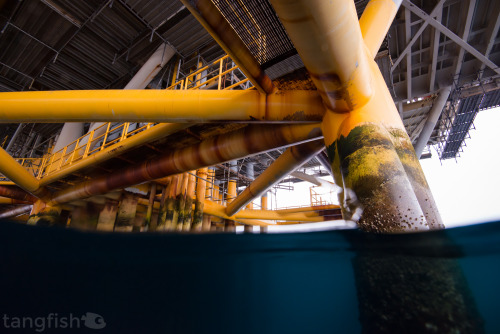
xmin=0 ymin=219 xmax=498 ymax=333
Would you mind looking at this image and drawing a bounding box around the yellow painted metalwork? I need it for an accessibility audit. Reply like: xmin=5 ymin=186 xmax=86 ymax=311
xmin=203 ymin=200 xmax=273 ymax=227
xmin=225 ymin=139 xmax=325 ymax=216
xmin=270 ymin=0 xmax=373 ymax=112
xmin=36 ymin=123 xmax=190 ymax=185
xmin=0 ymin=147 xmax=42 ymax=195
xmin=0 ymin=90 xmax=325 ymax=123
xmin=180 ymin=0 xmax=274 ymax=94
xmin=275 ymin=204 xmax=340 ymax=214
xmin=359 ymin=0 xmax=402 ymax=58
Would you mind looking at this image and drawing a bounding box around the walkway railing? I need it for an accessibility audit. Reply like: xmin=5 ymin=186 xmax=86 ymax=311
xmin=1 ymin=54 xmax=253 ymax=183
xmin=167 ymin=55 xmax=254 ymax=91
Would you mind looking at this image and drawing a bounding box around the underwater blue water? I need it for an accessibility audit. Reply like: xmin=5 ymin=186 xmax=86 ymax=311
xmin=0 ymin=219 xmax=498 ymax=333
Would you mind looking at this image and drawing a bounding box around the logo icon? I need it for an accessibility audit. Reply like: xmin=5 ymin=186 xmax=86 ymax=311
xmin=82 ymin=312 xmax=106 ymax=330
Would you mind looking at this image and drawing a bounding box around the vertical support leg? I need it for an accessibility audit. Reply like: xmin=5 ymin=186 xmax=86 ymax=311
xmin=165 ymin=175 xmax=180 ymax=231
xmin=96 ymin=200 xmax=119 ymax=231
xmin=224 ymin=161 xmax=237 ymax=232
xmin=70 ymin=202 xmax=99 ymax=230
xmin=192 ymin=168 xmax=208 ymax=231
xmin=115 ymin=192 xmax=138 ymax=232
xmin=322 ymin=61 xmax=433 ymax=233
xmin=145 ymin=182 xmax=157 ymax=231
xmin=260 ymin=192 xmax=268 ymax=234
xmin=182 ymin=173 xmax=196 ymax=231
xmin=157 ymin=183 xmax=169 ymax=231
xmin=174 ymin=172 xmax=189 ymax=231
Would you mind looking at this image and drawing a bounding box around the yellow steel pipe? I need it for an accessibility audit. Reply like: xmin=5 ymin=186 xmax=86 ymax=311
xmin=0 ymin=196 xmax=30 ymax=205
xmin=359 ymin=0 xmax=402 ymax=57
xmin=234 ymin=209 xmax=340 ymax=222
xmin=192 ymin=168 xmax=208 ymax=231
xmin=225 ymin=139 xmax=325 ymax=216
xmin=270 ymin=0 xmax=373 ymax=112
xmin=0 ymin=90 xmax=325 ymax=123
xmin=0 ymin=147 xmax=46 ymax=198
xmin=203 ymin=200 xmax=274 ymax=227
xmin=275 ymin=204 xmax=340 ymax=214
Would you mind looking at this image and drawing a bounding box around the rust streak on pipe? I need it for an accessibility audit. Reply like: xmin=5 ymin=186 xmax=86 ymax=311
xmin=49 ymin=124 xmax=322 ymax=205
xmin=0 ymin=185 xmax=37 ymax=203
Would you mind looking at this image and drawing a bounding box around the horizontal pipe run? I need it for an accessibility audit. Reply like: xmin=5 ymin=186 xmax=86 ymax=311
xmin=234 ymin=208 xmax=342 ymax=222
xmin=0 ymin=90 xmax=325 ymax=123
xmin=202 ymin=200 xmax=273 ymax=227
xmin=275 ymin=204 xmax=340 ymax=214
xmin=226 ymin=139 xmax=325 ymax=216
xmin=38 ymin=123 xmax=191 ymax=187
xmin=0 ymin=196 xmax=31 ymax=204
xmin=0 ymin=205 xmax=33 ymax=219
xmin=49 ymin=123 xmax=322 ymax=205
xmin=180 ymin=0 xmax=274 ymax=94
xmin=0 ymin=185 xmax=37 ymax=203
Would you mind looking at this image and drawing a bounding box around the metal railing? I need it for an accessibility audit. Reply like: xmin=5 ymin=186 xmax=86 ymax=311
xmin=309 ymin=186 xmax=335 ymax=207
xmin=0 ymin=158 xmax=43 ymax=182
xmin=167 ymin=55 xmax=254 ymax=91
xmin=2 ymin=54 xmax=253 ymax=183
xmin=35 ymin=122 xmax=157 ymax=179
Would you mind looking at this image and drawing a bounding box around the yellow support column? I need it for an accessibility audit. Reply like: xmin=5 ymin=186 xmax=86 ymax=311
xmin=192 ymin=168 xmax=208 ymax=231
xmin=145 ymin=183 xmax=157 ymax=231
xmin=271 ymin=0 xmax=442 ymax=233
xmin=224 ymin=161 xmax=238 ymax=232
xmin=182 ymin=173 xmax=196 ymax=231
xmin=260 ymin=193 xmax=268 ymax=234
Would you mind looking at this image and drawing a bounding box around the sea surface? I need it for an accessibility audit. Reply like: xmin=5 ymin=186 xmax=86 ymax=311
xmin=0 ymin=219 xmax=498 ymax=333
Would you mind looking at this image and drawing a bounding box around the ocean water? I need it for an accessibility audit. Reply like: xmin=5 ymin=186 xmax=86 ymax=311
xmin=0 ymin=219 xmax=498 ymax=333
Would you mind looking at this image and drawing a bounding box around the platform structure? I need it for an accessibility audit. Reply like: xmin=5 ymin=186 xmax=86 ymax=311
xmin=0 ymin=0 xmax=498 ymax=233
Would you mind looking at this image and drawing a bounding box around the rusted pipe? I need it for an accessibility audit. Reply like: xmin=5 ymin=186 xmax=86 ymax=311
xmin=180 ymin=0 xmax=275 ymax=94
xmin=0 ymin=185 xmax=37 ymax=203
xmin=49 ymin=123 xmax=322 ymax=205
xmin=225 ymin=139 xmax=325 ymax=216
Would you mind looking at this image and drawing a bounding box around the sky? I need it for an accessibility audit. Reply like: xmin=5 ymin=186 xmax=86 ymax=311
xmin=263 ymin=106 xmax=500 ymax=232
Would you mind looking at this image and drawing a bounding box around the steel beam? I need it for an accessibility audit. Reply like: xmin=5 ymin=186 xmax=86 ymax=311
xmin=180 ymin=0 xmax=274 ymax=94
xmin=225 ymin=139 xmax=325 ymax=216
xmin=414 ymin=86 xmax=451 ymax=157
xmin=453 ymin=0 xmax=477 ymax=81
xmin=402 ymin=0 xmax=500 ymax=75
xmin=478 ymin=0 xmax=500 ymax=79
xmin=391 ymin=0 xmax=445 ymax=71
xmin=428 ymin=6 xmax=443 ymax=92
xmin=359 ymin=0 xmax=402 ymax=58
xmin=0 ymin=90 xmax=325 ymax=123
